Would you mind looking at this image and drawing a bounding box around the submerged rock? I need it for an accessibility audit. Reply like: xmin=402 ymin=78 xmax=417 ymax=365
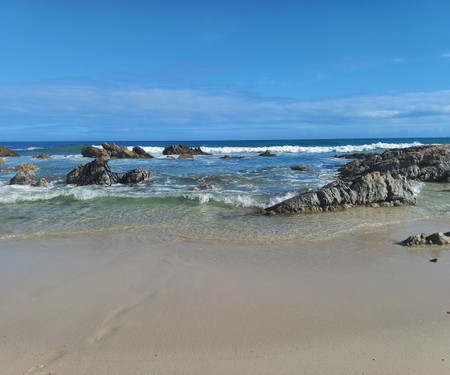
xmin=0 ymin=146 xmax=20 ymax=157
xmin=259 ymin=150 xmax=276 ymax=157
xmin=403 ymin=231 xmax=450 ymax=246
xmin=178 ymin=153 xmax=195 ymax=160
xmin=290 ymin=165 xmax=313 ymax=172
xmin=32 ymin=153 xmax=51 ymax=159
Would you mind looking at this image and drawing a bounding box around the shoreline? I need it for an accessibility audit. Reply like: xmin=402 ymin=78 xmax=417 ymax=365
xmin=1 ymin=217 xmax=450 ymax=374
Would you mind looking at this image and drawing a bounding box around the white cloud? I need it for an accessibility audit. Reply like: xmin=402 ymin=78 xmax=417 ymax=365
xmin=0 ymin=79 xmax=449 ymax=138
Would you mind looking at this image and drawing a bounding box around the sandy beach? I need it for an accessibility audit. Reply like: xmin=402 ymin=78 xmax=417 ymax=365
xmin=1 ymin=218 xmax=450 ymax=375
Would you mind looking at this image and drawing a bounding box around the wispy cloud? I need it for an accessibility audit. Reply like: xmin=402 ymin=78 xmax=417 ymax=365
xmin=0 ymin=79 xmax=449 ymax=139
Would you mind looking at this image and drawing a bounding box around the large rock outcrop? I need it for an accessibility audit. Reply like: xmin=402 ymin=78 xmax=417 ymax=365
xmin=162 ymin=144 xmax=210 ymax=156
xmin=262 ymin=172 xmax=415 ymax=214
xmin=0 ymin=146 xmax=20 ymax=157
xmin=81 ymin=143 xmax=154 ymax=159
xmin=338 ymin=145 xmax=450 ymax=182
xmin=263 ymin=145 xmax=450 ymax=215
xmin=66 ymin=158 xmax=151 ymax=186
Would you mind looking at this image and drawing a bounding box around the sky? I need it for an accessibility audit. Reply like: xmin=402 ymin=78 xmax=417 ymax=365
xmin=1 ymin=0 xmax=450 ymax=141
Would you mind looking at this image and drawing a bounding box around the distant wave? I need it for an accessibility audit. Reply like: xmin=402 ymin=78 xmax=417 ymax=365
xmin=130 ymin=141 xmax=424 ymax=156
xmin=199 ymin=142 xmax=424 ymax=155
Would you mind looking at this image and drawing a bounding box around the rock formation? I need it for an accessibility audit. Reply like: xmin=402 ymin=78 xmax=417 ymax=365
xmin=9 ymin=170 xmax=48 ymax=187
xmin=262 ymin=145 xmax=450 ymax=215
xmin=81 ymin=143 xmax=154 ymax=159
xmin=0 ymin=146 xmax=20 ymax=157
xmin=403 ymin=231 xmax=450 ymax=246
xmin=338 ymin=145 xmax=450 ymax=182
xmin=66 ymin=158 xmax=151 ymax=186
xmin=0 ymin=157 xmax=4 ymax=165
xmin=261 ymin=173 xmax=415 ymax=214
xmin=163 ymin=144 xmax=210 ymax=156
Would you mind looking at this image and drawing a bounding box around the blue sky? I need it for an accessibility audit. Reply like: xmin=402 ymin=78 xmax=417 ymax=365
xmin=1 ymin=0 xmax=450 ymax=140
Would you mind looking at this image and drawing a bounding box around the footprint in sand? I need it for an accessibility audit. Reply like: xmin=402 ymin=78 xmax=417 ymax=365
xmin=28 ymin=349 xmax=67 ymax=373
xmin=90 ymin=306 xmax=129 ymax=343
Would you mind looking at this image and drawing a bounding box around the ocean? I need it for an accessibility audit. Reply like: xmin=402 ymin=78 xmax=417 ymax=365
xmin=1 ymin=138 xmax=449 ymax=242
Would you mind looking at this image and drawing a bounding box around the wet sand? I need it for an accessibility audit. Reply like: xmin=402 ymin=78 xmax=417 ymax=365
xmin=1 ymin=218 xmax=450 ymax=374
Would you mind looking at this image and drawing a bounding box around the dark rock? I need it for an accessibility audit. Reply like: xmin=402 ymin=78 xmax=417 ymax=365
xmin=10 ymin=171 xmax=36 ymax=185
xmin=117 ymin=168 xmax=151 ymax=184
xmin=67 ymin=158 xmax=151 ymax=186
xmin=404 ymin=231 xmax=450 ymax=246
xmin=163 ymin=144 xmax=210 ymax=156
xmin=66 ymin=158 xmax=112 ymax=186
xmin=179 ymin=153 xmax=195 ymax=160
xmin=16 ymin=163 xmax=39 ymax=172
xmin=335 ymin=153 xmax=371 ymax=160
xmin=263 ymin=144 xmax=450 ymax=215
xmin=262 ymin=172 xmax=415 ymax=214
xmin=82 ymin=146 xmax=110 ymax=159
xmin=338 ymin=145 xmax=450 ymax=182
xmin=0 ymin=146 xmax=20 ymax=157
xmin=259 ymin=150 xmax=276 ymax=157
xmin=82 ymin=143 xmax=154 ymax=159
xmin=290 ymin=165 xmax=313 ymax=172
xmin=132 ymin=146 xmax=154 ymax=159
xmin=219 ymin=155 xmax=246 ymax=159
xmin=32 ymin=153 xmax=51 ymax=159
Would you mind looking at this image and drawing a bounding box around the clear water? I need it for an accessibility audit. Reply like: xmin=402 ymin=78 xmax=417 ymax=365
xmin=0 ymin=138 xmax=448 ymax=242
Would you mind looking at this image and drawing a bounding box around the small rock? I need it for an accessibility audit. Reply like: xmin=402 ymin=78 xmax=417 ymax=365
xmin=16 ymin=163 xmax=39 ymax=172
xmin=429 ymin=258 xmax=438 ymax=263
xmin=32 ymin=153 xmax=51 ymax=159
xmin=33 ymin=178 xmax=49 ymax=188
xmin=259 ymin=150 xmax=276 ymax=157
xmin=0 ymin=157 xmax=4 ymax=165
xmin=200 ymin=183 xmax=214 ymax=190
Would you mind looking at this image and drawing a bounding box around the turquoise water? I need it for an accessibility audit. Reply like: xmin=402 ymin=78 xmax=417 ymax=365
xmin=0 ymin=138 xmax=449 ymax=242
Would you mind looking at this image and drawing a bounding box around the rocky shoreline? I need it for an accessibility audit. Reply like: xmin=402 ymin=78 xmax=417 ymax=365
xmin=262 ymin=145 xmax=450 ymax=215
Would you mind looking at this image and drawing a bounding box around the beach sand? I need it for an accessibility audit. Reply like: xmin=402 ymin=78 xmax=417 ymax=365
xmin=1 ymin=218 xmax=450 ymax=374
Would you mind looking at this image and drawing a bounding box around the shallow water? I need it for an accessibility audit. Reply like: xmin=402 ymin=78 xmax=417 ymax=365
xmin=0 ymin=138 xmax=449 ymax=242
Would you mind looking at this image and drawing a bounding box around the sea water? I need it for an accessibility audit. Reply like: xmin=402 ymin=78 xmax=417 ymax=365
xmin=0 ymin=138 xmax=449 ymax=242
